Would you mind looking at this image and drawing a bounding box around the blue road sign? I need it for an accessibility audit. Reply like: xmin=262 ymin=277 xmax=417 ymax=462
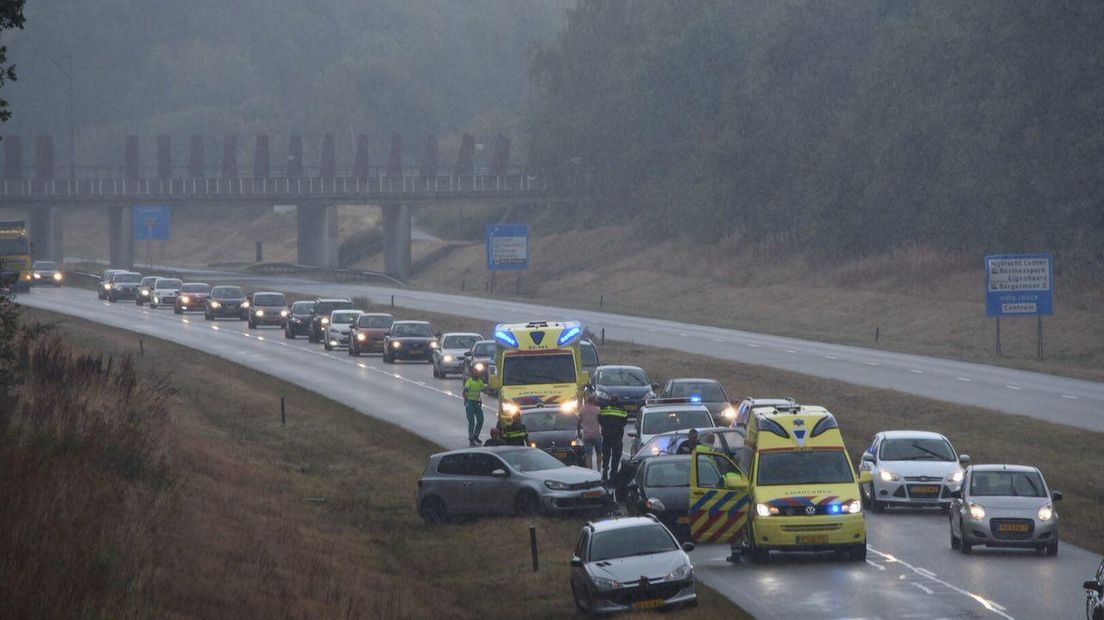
xmin=485 ymin=224 xmax=529 ymax=271
xmin=985 ymin=253 xmax=1053 ymax=317
xmin=133 ymin=206 xmax=171 ymax=241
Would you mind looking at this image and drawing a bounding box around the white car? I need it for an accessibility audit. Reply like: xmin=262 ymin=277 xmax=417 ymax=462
xmin=432 ymin=332 xmax=484 ymax=378
xmin=859 ymin=430 xmax=969 ymax=512
xmin=324 ymin=309 xmax=363 ymax=351
xmin=628 ymin=404 xmax=715 ymax=456
xmin=148 ymin=277 xmax=182 ymax=309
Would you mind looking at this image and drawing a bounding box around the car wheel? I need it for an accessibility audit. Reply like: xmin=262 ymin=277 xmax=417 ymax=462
xmin=150 ymin=302 xmax=157 ymax=309
xmin=848 ymin=543 xmax=867 ymax=561
xmin=871 ymin=498 xmax=886 ymax=513
xmin=248 ymin=320 xmax=255 ymax=329
xmin=1045 ymin=541 xmax=1058 ymax=557
xmin=514 ymin=490 xmax=542 ymax=516
xmin=571 ymin=582 xmax=586 ymax=613
xmin=420 ymin=496 xmax=448 ymax=525
xmin=174 ymin=306 xmax=182 ymax=315
xmin=383 ymin=353 xmax=393 ymax=364
xmin=950 ymin=531 xmax=961 ymax=550
xmin=204 ymin=312 xmax=213 ymax=321
xmin=324 ymin=340 xmax=333 ymax=351
xmin=960 ymin=537 xmax=972 ymax=555
xmin=432 ymin=364 xmax=442 ymax=379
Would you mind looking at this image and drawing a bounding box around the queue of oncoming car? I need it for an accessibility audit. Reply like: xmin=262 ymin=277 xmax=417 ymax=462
xmin=88 ymin=271 xmax=1077 ymax=616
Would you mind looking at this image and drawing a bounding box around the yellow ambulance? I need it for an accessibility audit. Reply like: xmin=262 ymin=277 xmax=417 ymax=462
xmin=488 ymin=320 xmax=589 ymax=427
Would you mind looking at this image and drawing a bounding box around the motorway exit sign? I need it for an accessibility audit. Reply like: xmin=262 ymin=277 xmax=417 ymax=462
xmin=485 ymin=224 xmax=529 ymax=271
xmin=985 ymin=253 xmax=1053 ymax=317
xmin=133 ymin=206 xmax=171 ymax=241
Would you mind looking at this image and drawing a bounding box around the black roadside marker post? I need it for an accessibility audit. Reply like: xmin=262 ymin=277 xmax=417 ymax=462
xmin=599 ymin=294 xmax=604 ymax=309
xmin=280 ymin=396 xmax=286 ymax=426
xmin=530 ymin=525 xmax=539 ymax=572
xmin=390 ymin=295 xmax=394 ymax=308
xmin=601 ymin=328 xmax=606 ymax=346
xmin=875 ymin=326 xmax=879 ymax=343
xmin=138 ymin=339 xmax=144 ymax=356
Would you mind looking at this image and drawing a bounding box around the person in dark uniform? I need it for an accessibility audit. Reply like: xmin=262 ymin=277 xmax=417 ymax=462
xmin=502 ymin=412 xmax=530 ymax=446
xmin=598 ymin=400 xmax=628 ymax=481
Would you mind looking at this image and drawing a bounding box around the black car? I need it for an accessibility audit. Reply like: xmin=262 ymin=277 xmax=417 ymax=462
xmin=382 ymin=320 xmax=437 ymax=363
xmin=522 ymin=408 xmax=583 ymax=465
xmin=106 ymin=271 xmax=142 ymax=302
xmin=625 ymin=455 xmax=692 ymax=540
xmin=284 ymin=300 xmax=317 ymax=339
xmin=615 ymin=426 xmax=745 ymax=500
xmin=462 ymin=339 xmax=497 ymax=381
xmin=30 ymin=260 xmax=63 ymax=287
xmin=98 ymin=269 xmax=125 ymax=299
xmin=307 ymin=298 xmax=354 ymax=343
xmin=204 ymin=285 xmax=249 ymax=321
xmin=135 ymin=276 xmax=158 ymax=305
xmin=589 ymin=365 xmax=656 ymax=417
xmin=656 ymin=378 xmax=736 ymax=425
xmin=247 ymin=291 xmax=288 ymax=328
xmin=1087 ymin=557 xmax=1104 ymax=620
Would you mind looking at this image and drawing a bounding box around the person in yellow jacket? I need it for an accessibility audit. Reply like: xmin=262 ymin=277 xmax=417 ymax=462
xmin=463 ymin=373 xmax=486 ymax=446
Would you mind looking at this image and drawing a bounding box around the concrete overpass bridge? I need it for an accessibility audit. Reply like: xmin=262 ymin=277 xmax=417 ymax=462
xmin=0 ymin=133 xmax=556 ymax=279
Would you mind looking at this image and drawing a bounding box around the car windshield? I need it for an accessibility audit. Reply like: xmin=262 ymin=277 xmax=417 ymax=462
xmin=668 ymin=382 xmax=726 ymax=401
xmin=252 ymin=293 xmax=286 ymax=306
xmin=181 ymin=283 xmax=210 ymax=293
xmin=757 ymin=450 xmax=854 ymax=485
xmin=33 ymin=261 xmax=57 ymax=270
xmin=970 ymin=470 xmax=1047 ymax=498
xmin=522 ymin=411 xmax=578 ymax=432
xmin=645 ymin=460 xmax=691 ymax=488
xmin=581 ymin=343 xmax=599 ymax=367
xmin=392 ymin=323 xmax=433 ymax=337
xmin=596 ymin=367 xmax=648 ymax=387
xmin=155 ymin=279 xmax=182 ymax=289
xmin=331 ymin=312 xmax=359 ymax=324
xmin=357 ymin=315 xmax=394 ymax=328
xmin=114 ymin=273 xmax=140 ymax=283
xmin=443 ymin=335 xmax=480 ymax=349
xmin=589 ymin=524 xmax=678 ymax=562
xmin=499 ymin=449 xmax=566 ymax=472
xmin=211 ymin=286 xmax=245 ymax=299
xmin=141 ymin=277 xmax=158 ymax=286
xmin=880 ymin=437 xmax=955 ymax=462
xmin=316 ymin=300 xmax=353 ymax=314
xmin=642 ymin=410 xmax=714 ymax=435
xmin=473 ymin=342 xmax=495 ymax=357
xmin=502 ymin=353 xmax=577 ymax=386
xmin=291 ymin=301 xmax=316 ymax=314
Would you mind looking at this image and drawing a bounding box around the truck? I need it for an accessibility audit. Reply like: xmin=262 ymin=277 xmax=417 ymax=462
xmin=488 ymin=320 xmax=590 ymax=428
xmin=0 ymin=220 xmax=32 ymax=293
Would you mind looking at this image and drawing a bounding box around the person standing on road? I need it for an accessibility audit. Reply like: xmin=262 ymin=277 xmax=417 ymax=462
xmin=463 ymin=372 xmax=486 ymax=446
xmin=577 ymin=391 xmax=603 ymax=470
xmin=502 ymin=412 xmax=529 ymax=446
xmin=598 ymin=399 xmax=628 ymax=481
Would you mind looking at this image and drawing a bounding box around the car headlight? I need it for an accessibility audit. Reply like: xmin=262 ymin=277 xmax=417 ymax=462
xmin=968 ymin=502 xmax=986 ymax=520
xmin=280 ymin=309 xmax=289 ymax=317
xmin=879 ymin=470 xmax=900 ymax=482
xmin=544 ymin=480 xmax=568 ymax=490
xmin=1037 ymin=504 xmax=1054 ymax=522
xmin=181 ymin=295 xmax=191 ymax=304
xmin=644 ymin=497 xmax=667 ymax=512
xmin=103 ymin=283 xmax=112 ymax=289
xmin=391 ymin=341 xmax=401 ymax=349
xmin=141 ymin=289 xmax=149 ymax=296
xmin=501 ymin=402 xmax=520 ymax=416
xmin=33 ymin=273 xmax=40 ymax=279
xmin=53 ymin=272 xmax=62 ymax=281
xmin=947 ymin=470 xmax=964 ymax=484
xmin=443 ymin=354 xmax=454 ymax=362
xmin=321 ymin=317 xmax=330 ymax=325
xmin=560 ymin=399 xmax=578 ymax=414
xmin=842 ymin=499 xmax=862 ymax=514
xmin=474 ymin=362 xmax=485 ymax=372
xmin=429 ymin=341 xmax=438 ymax=349
xmin=356 ymin=332 xmax=367 ymax=341
xmin=664 ymin=563 xmax=692 ymax=582
xmin=570 ymin=439 xmax=579 ymax=447
xmin=210 ymin=300 xmax=221 ymax=308
xmin=756 ymin=503 xmax=779 ymax=517
xmin=591 ymin=576 xmax=621 ymax=592
xmin=241 ymin=301 xmax=250 ymax=308
xmin=596 ymin=390 xmax=611 ymax=401
xmin=529 ymin=441 xmax=538 ymax=448
xmin=256 ymin=310 xmax=265 ymax=317
xmin=721 ymin=405 xmax=737 ymax=419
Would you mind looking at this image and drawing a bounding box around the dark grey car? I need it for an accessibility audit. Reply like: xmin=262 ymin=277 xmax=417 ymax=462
xmin=657 ymin=378 xmax=736 ymax=425
xmin=626 ymin=455 xmax=692 ymax=540
xmin=106 ymin=271 xmax=142 ymax=302
xmin=417 ymin=447 xmax=612 ymax=523
xmin=247 ymin=291 xmax=288 ymax=328
xmin=522 ymin=408 xmax=583 ymax=465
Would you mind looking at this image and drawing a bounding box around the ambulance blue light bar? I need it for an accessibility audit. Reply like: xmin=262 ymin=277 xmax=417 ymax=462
xmin=495 ymin=329 xmax=519 ymax=348
xmin=557 ymin=322 xmax=583 ymax=346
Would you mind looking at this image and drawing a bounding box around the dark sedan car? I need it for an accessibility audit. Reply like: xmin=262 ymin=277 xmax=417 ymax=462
xmin=247 ymin=291 xmax=288 ymax=328
xmin=135 ymin=276 xmax=158 ymax=305
xmin=98 ymin=269 xmax=125 ymax=299
xmin=284 ymin=300 xmax=317 ymax=339
xmin=174 ymin=282 xmax=211 ymax=314
xmin=625 ymin=455 xmax=692 ymax=540
xmin=657 ymin=378 xmax=736 ymax=425
xmin=522 ymin=408 xmax=583 ymax=465
xmin=204 ymin=285 xmax=249 ymax=321
xmin=1086 ymin=557 xmax=1103 ymax=620
xmin=614 ymin=427 xmax=745 ymax=500
xmin=590 ymin=365 xmax=656 ymax=417
xmin=462 ymin=339 xmax=496 ymax=381
xmin=348 ymin=312 xmax=395 ymax=356
xmin=107 ymin=271 xmax=142 ymax=302
xmin=382 ymin=320 xmax=437 ymax=363
xmin=308 ymin=298 xmax=354 ymax=343
xmin=30 ymin=260 xmax=63 ymax=287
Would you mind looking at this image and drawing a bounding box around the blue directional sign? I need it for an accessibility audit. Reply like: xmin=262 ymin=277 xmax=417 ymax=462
xmin=485 ymin=224 xmax=529 ymax=271
xmin=133 ymin=206 xmax=171 ymax=241
xmin=985 ymin=253 xmax=1053 ymax=317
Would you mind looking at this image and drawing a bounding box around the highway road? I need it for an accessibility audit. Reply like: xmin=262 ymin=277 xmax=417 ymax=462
xmin=17 ymin=285 xmax=1099 ymax=619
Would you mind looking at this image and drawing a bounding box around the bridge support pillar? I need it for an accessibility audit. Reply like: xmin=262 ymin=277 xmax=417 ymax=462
xmin=296 ymin=204 xmax=338 ymax=267
xmin=108 ymin=205 xmax=134 ymax=269
xmin=28 ymin=206 xmax=63 ymax=262
xmin=382 ymin=204 xmax=411 ymax=281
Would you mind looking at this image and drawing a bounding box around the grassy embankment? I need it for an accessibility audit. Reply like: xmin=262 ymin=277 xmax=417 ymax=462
xmin=7 ymin=306 xmax=748 ymax=619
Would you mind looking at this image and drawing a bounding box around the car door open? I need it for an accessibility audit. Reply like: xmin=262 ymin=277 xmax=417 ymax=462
xmin=688 ymin=450 xmax=749 ymax=544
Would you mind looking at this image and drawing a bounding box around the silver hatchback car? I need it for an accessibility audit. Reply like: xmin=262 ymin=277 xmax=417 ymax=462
xmin=949 ymin=464 xmax=1062 ymax=556
xmin=417 ymin=447 xmax=612 ymax=522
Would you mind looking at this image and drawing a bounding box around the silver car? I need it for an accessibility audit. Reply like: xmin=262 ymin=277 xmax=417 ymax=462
xmin=432 ymin=332 xmax=483 ymax=378
xmin=859 ymin=430 xmax=969 ymax=512
xmin=149 ymin=277 xmax=182 ymax=309
xmin=949 ymin=464 xmax=1062 ymax=556
xmin=324 ymin=309 xmax=362 ymax=351
xmin=571 ymin=515 xmax=697 ymax=614
xmin=417 ymin=447 xmax=612 ymax=522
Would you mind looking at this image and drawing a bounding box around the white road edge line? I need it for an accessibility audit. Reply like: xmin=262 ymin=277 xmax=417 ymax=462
xmin=1005 ymin=385 xmax=1022 ymax=391
xmin=1061 ymin=394 xmax=1079 ymax=400
xmin=910 ymin=369 xmax=925 ymax=374
xmin=957 ymin=377 xmax=972 ymax=382
xmin=867 ymin=547 xmax=1014 ymax=620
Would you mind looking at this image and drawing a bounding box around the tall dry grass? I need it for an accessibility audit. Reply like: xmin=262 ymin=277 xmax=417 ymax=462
xmin=0 ymin=332 xmax=175 ymax=618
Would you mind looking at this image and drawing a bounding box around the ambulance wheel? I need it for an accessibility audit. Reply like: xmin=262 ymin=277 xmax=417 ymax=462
xmin=748 ymin=527 xmax=770 ymax=564
xmin=848 ymin=544 xmax=867 ymax=561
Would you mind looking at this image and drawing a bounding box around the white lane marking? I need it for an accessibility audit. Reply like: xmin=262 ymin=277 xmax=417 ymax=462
xmin=824 ymin=355 xmax=838 ymax=360
xmin=910 ymin=369 xmax=925 ymax=374
xmin=865 ymin=559 xmax=885 ymax=571
xmin=745 ymin=343 xmax=759 ymax=348
xmin=712 ymin=338 xmax=724 ymax=343
xmin=867 ymin=547 xmax=1014 ymax=620
xmin=784 ymin=349 xmax=796 ymax=354
xmin=1005 ymin=385 xmax=1022 ymax=391
xmin=211 ymin=325 xmax=219 ymax=331
xmin=957 ymin=377 xmax=972 ymax=382
xmin=864 ymin=361 xmax=880 ymax=366
xmin=648 ymin=328 xmax=657 ymax=333
xmin=910 ymin=582 xmax=934 ymax=595
xmin=677 ymin=332 xmax=689 ymax=337
xmin=1061 ymin=394 xmax=1079 ymax=400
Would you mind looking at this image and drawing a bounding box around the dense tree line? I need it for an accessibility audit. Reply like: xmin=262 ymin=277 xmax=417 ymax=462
xmin=527 ymin=1 xmax=1104 ymax=263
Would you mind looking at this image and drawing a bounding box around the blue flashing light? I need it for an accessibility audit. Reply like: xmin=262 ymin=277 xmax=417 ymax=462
xmin=828 ymin=504 xmax=841 ymax=515
xmin=690 ymin=394 xmax=702 ymax=403
xmin=557 ymin=325 xmax=582 ymax=346
xmin=495 ymin=329 xmax=519 ymax=348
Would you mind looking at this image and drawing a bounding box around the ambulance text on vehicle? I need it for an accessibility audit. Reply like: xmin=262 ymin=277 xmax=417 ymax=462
xmin=488 ymin=320 xmax=589 ymax=427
